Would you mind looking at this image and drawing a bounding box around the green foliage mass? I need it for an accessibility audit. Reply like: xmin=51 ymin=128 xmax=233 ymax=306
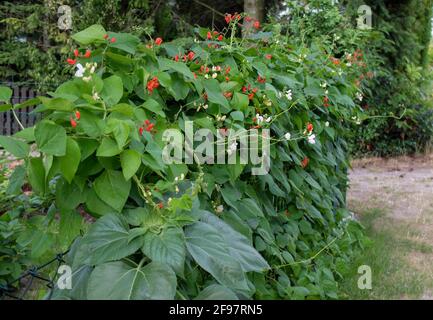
xmin=1 ymin=20 xmax=367 ymax=299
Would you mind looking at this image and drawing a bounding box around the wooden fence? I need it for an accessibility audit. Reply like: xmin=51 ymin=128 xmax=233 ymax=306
xmin=0 ymin=86 xmax=40 ymax=136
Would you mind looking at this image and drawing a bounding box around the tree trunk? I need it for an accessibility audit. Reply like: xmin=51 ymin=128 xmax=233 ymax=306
xmin=243 ymin=0 xmax=264 ymax=36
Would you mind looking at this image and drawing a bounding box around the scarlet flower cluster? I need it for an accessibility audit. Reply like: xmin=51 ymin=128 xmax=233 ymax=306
xmin=174 ymin=51 xmax=195 ymax=62
xmin=147 ymin=77 xmax=160 ymax=94
xmin=70 ymin=110 xmax=81 ymax=128
xmin=242 ymin=84 xmax=258 ymax=100
xmin=323 ymin=96 xmax=330 ymax=108
xmin=104 ymin=34 xmax=116 ymax=43
xmin=67 ymin=49 xmax=91 ymax=65
xmin=139 ymin=119 xmax=155 ymax=135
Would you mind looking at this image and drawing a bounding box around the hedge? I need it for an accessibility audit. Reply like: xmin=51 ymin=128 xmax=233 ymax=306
xmin=0 ymin=18 xmax=367 ymax=299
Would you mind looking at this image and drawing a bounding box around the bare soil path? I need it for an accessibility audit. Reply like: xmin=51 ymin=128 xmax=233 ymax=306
xmin=347 ymin=154 xmax=433 ymax=299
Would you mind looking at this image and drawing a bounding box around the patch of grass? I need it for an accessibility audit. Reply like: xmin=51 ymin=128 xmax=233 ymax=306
xmin=340 ymin=207 xmax=430 ymax=299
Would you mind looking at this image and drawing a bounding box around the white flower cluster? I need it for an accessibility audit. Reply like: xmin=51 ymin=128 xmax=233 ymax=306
xmin=75 ymin=62 xmax=97 ymax=81
xmin=255 ymin=113 xmax=272 ymax=125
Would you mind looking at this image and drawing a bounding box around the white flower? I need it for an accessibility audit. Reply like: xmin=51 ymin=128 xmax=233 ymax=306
xmin=347 ymin=62 xmax=352 ymax=67
xmin=90 ymin=65 xmax=96 ymax=74
xmin=256 ymin=113 xmax=264 ymax=124
xmin=75 ymin=63 xmax=85 ymax=77
xmin=320 ymin=82 xmax=328 ymax=88
xmin=277 ymin=91 xmax=282 ymax=98
xmin=212 ymin=73 xmax=218 ymax=79
xmin=204 ymin=74 xmax=209 ymax=79
xmin=180 ymin=173 xmax=185 ymax=180
xmin=215 ymin=205 xmax=224 ymax=213
xmin=265 ymin=116 xmax=272 ymax=123
xmin=227 ymin=142 xmax=237 ymax=155
xmin=285 ymin=89 xmax=293 ymax=101
xmin=92 ymin=91 xmax=100 ymax=100
xmin=175 ymin=186 xmax=180 ymax=193
xmin=83 ymin=76 xmax=92 ymax=82
xmin=308 ymin=134 xmax=316 ymax=144
xmin=325 ymin=121 xmax=329 ymax=127
xmin=325 ymin=89 xmax=329 ymax=95
xmin=284 ymin=132 xmax=291 ymax=140
xmin=356 ymin=92 xmax=363 ymax=102
xmin=203 ymin=104 xmax=208 ymax=110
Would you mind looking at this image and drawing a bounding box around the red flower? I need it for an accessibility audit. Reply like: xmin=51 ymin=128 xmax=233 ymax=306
xmin=75 ymin=110 xmax=81 ymax=120
xmin=174 ymin=55 xmax=179 ymax=62
xmin=139 ymin=127 xmax=144 ymax=135
xmin=225 ymin=76 xmax=230 ymax=82
xmin=193 ymin=72 xmax=197 ymax=79
xmin=330 ymin=57 xmax=340 ymax=65
xmin=146 ymin=123 xmax=154 ymax=132
xmin=301 ymin=157 xmax=309 ymax=168
xmin=147 ymin=77 xmax=160 ymax=93
xmin=84 ymin=50 xmax=91 ymax=58
xmin=253 ymin=20 xmax=260 ymax=29
xmin=242 ymin=86 xmax=247 ymax=93
xmin=155 ymin=37 xmax=163 ymax=45
xmin=157 ymin=202 xmax=164 ymax=209
xmin=307 ymin=122 xmax=313 ymax=133
xmin=223 ymin=92 xmax=232 ymax=98
xmin=225 ymin=66 xmax=231 ymax=74
xmin=70 ymin=117 xmax=77 ymax=128
xmin=217 ymin=34 xmax=223 ymax=41
xmin=252 ymin=88 xmax=258 ymax=93
xmin=207 ymin=31 xmax=212 ymax=40
xmin=323 ymin=96 xmax=330 ymax=107
xmin=225 ymin=14 xmax=232 ymax=24
xmin=73 ymin=49 xmax=79 ymax=57
xmin=103 ymin=34 xmax=109 ymax=39
xmin=248 ymin=93 xmax=254 ymax=100
xmin=67 ymin=58 xmax=77 ymax=65
xmin=257 ymin=75 xmax=266 ymax=83
xmin=110 ymin=37 xmax=116 ymax=43
xmin=187 ymin=51 xmax=195 ymax=61
xmin=245 ymin=16 xmax=252 ymax=22
xmin=265 ymin=54 xmax=272 ymax=60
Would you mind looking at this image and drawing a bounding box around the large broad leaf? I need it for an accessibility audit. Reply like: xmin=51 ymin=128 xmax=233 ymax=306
xmin=6 ymin=165 xmax=26 ymax=195
xmin=141 ymin=99 xmax=165 ymax=118
xmin=74 ymin=214 xmax=142 ymax=266
xmin=34 ymin=120 xmax=67 ymax=156
xmin=38 ymin=97 xmax=74 ymax=111
xmin=0 ymin=136 xmax=29 ymax=158
xmin=141 ymin=227 xmax=185 ymax=276
xmin=93 ymin=170 xmax=131 ymax=212
xmin=59 ymin=137 xmax=81 ymax=183
xmin=200 ymin=212 xmax=269 ymax=272
xmin=0 ymin=86 xmax=12 ymax=102
xmin=120 ymin=149 xmax=141 ymax=180
xmin=96 ymin=137 xmax=122 ymax=157
xmin=185 ymin=221 xmax=250 ymax=294
xmin=158 ymin=57 xmax=195 ymax=79
xmin=203 ymin=79 xmax=230 ymax=110
xmin=101 ymin=75 xmax=123 ymax=106
xmin=72 ymin=24 xmax=106 ymax=45
xmin=27 ymin=157 xmax=46 ymax=195
xmin=87 ymin=261 xmax=176 ymax=300
xmin=195 ymin=284 xmax=239 ymax=300
xmin=107 ymin=32 xmax=140 ymax=54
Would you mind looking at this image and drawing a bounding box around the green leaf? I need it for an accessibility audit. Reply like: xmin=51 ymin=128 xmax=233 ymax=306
xmin=78 ymin=110 xmax=105 ymax=138
xmin=141 ymin=99 xmax=165 ymax=118
xmin=6 ymin=165 xmax=26 ymax=195
xmin=201 ymin=212 xmax=269 ymax=272
xmin=38 ymin=97 xmax=74 ymax=111
xmin=204 ymin=79 xmax=230 ymax=110
xmin=27 ymin=157 xmax=46 ymax=195
xmin=101 ymin=75 xmax=123 ymax=106
xmin=72 ymin=24 xmax=106 ymax=45
xmin=120 ymin=149 xmax=141 ymax=180
xmin=107 ymin=32 xmax=140 ymax=54
xmin=195 ymin=285 xmax=239 ymax=300
xmin=158 ymin=57 xmax=195 ymax=79
xmin=59 ymin=137 xmax=81 ymax=183
xmin=231 ymin=93 xmax=249 ymax=112
xmin=74 ymin=214 xmax=142 ymax=266
xmin=94 ymin=170 xmax=131 ymax=212
xmin=87 ymin=261 xmax=176 ymax=300
xmin=0 ymin=136 xmax=29 ymax=158
xmin=34 ymin=120 xmax=67 ymax=156
xmin=96 ymin=137 xmax=122 ymax=157
xmin=141 ymin=227 xmax=185 ymax=276
xmin=85 ymin=188 xmax=118 ymax=216
xmin=0 ymin=86 xmax=12 ymax=102
xmin=185 ymin=221 xmax=250 ymax=293
xmin=106 ymin=119 xmax=130 ymax=149
xmin=14 ymin=127 xmax=35 ymax=142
